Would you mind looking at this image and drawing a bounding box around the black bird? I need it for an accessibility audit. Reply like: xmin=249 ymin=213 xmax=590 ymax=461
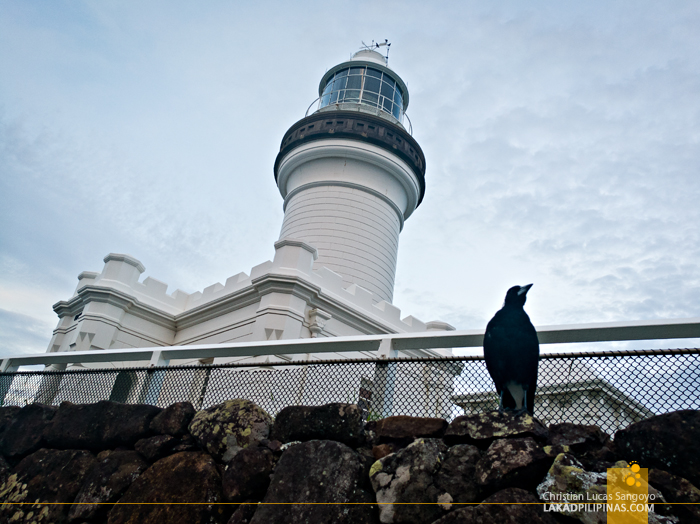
xmin=483 ymin=284 xmax=539 ymax=415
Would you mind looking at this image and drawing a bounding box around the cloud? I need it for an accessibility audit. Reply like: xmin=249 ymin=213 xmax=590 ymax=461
xmin=1 ymin=1 xmax=699 ymax=357
xmin=394 ymin=3 xmax=700 ymax=329
xmin=0 ymin=308 xmax=52 ymax=356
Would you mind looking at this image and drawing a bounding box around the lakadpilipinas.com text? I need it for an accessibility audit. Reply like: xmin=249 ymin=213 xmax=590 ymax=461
xmin=542 ymin=491 xmax=657 ymax=513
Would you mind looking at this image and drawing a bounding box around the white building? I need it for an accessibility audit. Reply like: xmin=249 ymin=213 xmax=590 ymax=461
xmin=42 ymin=47 xmax=458 ymax=415
xmin=453 ymin=361 xmax=655 ymax=434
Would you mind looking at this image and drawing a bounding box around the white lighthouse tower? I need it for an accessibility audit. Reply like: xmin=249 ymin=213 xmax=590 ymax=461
xmin=45 ymin=45 xmax=452 ymax=354
xmin=34 ymin=44 xmax=458 ymax=416
xmin=274 ymin=46 xmax=425 ymax=303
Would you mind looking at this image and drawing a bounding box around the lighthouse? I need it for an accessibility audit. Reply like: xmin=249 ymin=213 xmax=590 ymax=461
xmin=274 ymin=45 xmax=426 ymax=303
xmin=34 ymin=44 xmax=457 ymax=416
xmin=46 ymin=45 xmax=451 ymax=361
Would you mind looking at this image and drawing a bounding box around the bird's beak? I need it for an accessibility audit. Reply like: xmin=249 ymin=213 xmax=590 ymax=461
xmin=517 ymin=283 xmax=533 ymax=296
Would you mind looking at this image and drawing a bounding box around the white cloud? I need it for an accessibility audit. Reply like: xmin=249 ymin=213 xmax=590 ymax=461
xmin=1 ymin=1 xmax=699 ymax=355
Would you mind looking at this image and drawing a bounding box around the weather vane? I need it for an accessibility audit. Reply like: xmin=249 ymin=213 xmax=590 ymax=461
xmin=360 ymin=39 xmax=391 ymax=66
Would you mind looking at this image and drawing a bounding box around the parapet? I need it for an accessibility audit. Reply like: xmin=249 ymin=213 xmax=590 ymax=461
xmin=69 ymin=241 xmax=447 ymax=333
xmin=72 ymin=253 xmax=190 ymax=315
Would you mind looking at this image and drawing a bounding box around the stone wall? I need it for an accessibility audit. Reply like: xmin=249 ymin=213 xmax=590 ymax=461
xmin=0 ymin=400 xmax=698 ymax=524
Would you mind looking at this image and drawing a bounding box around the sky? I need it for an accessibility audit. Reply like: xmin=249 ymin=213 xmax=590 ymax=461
xmin=1 ymin=1 xmax=699 ymax=356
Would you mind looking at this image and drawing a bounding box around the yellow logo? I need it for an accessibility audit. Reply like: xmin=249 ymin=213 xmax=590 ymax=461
xmin=607 ymin=461 xmax=655 ymax=523
xmin=625 ymin=462 xmax=643 ymax=487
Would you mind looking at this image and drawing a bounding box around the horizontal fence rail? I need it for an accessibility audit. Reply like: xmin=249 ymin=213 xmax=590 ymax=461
xmin=1 ymin=317 xmax=699 ymax=434
xmin=1 ymin=348 xmax=698 ymax=436
xmin=2 ymin=317 xmax=699 ymax=372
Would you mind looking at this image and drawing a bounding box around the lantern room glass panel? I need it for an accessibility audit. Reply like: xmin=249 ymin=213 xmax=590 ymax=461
xmin=319 ymin=66 xmax=405 ymax=123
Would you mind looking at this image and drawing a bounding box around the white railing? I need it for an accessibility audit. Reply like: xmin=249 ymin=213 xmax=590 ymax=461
xmin=2 ymin=317 xmax=699 ymax=373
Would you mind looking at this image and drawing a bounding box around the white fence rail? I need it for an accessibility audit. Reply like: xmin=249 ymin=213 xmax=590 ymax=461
xmin=2 ymin=317 xmax=699 ymax=373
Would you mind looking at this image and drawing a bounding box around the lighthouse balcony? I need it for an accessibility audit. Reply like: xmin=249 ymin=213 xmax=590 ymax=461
xmin=313 ymin=102 xmax=409 ymax=132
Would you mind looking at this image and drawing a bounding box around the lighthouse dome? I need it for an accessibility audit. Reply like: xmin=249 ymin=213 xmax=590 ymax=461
xmin=350 ymin=49 xmax=386 ymax=65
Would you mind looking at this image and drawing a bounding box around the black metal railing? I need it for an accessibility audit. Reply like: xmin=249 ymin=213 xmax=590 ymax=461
xmin=1 ymin=348 xmax=698 ymax=435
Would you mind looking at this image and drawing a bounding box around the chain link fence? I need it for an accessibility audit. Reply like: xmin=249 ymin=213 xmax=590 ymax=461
xmin=1 ymin=348 xmax=698 ymax=435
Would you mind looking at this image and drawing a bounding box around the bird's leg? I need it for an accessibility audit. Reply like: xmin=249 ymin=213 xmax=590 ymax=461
xmin=497 ymin=391 xmax=505 ymax=415
xmin=513 ymin=387 xmax=528 ymax=416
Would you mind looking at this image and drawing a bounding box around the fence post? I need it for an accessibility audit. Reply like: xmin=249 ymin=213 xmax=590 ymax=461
xmin=138 ymin=350 xmax=170 ymax=406
xmin=189 ymin=358 xmax=214 ymax=409
xmin=0 ymin=359 xmax=19 ymax=406
xmin=372 ymin=337 xmax=398 ymax=418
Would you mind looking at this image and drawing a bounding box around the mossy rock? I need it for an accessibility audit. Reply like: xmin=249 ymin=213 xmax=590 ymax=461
xmin=188 ymin=399 xmax=273 ymax=461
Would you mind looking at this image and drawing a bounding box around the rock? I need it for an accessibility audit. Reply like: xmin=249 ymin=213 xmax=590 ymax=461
xmin=650 ymin=514 xmax=683 ymax=523
xmin=43 ymin=400 xmax=162 ymax=451
xmin=107 ymin=451 xmax=225 ymax=524
xmin=149 ymin=401 xmax=195 ymax=436
xmin=0 ymin=406 xmax=21 ymax=448
xmin=222 ymin=446 xmax=274 ymax=502
xmin=542 ymin=444 xmax=570 ymax=457
xmin=271 ymin=403 xmax=365 ymax=447
xmin=264 ymin=439 xmax=282 ymax=453
xmin=431 ymin=487 xmax=558 ymax=523
xmin=0 ymin=404 xmax=21 ymax=422
xmin=434 ymin=444 xmax=482 ymax=504
xmin=251 ymin=439 xmax=377 ymax=524
xmin=0 ymin=403 xmax=56 ymax=459
xmin=580 ymin=444 xmax=619 ymax=471
xmin=0 ymin=454 xmax=9 ymax=486
xmin=171 ymin=433 xmax=200 ymax=452
xmin=356 ymin=447 xmax=377 ymax=489
xmin=374 ymin=415 xmax=448 ymax=440
xmin=67 ymin=450 xmax=148 ymax=522
xmin=475 ymin=437 xmax=552 ymax=493
xmin=370 ymin=438 xmax=450 ymax=524
xmin=615 ymin=410 xmax=700 ymax=486
xmin=649 ymin=469 xmax=700 ymax=523
xmin=134 ymin=434 xmax=178 ymax=461
xmin=373 ymin=443 xmax=399 ymax=460
xmin=548 ymin=423 xmax=610 ymax=453
xmin=536 ymin=453 xmax=608 ymax=524
xmin=364 ymin=423 xmax=379 ymax=448
xmin=545 ymin=424 xmax=616 ymax=472
xmin=0 ymin=448 xmax=96 ymax=524
xmin=347 ymin=488 xmax=381 ymax=524
xmin=228 ymin=502 xmax=258 ymax=524
xmin=444 ymin=412 xmax=548 ymax=448
xmin=189 ymin=399 xmax=273 ymax=461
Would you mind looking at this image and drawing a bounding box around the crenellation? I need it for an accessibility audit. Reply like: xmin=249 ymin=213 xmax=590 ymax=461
xmin=101 ymin=253 xmax=144 ymax=285
xmin=249 ymin=260 xmax=274 ymax=280
xmin=57 ymin=241 xmax=436 ymax=346
xmin=142 ymin=276 xmax=168 ymax=297
xmin=71 ymin=254 xmax=186 ymax=314
xmin=373 ymin=300 xmax=402 ymax=324
xmin=202 ymin=282 xmax=224 ymax=297
xmin=169 ymin=289 xmax=190 ymax=309
xmin=185 ymin=291 xmax=203 ymax=308
xmin=400 ymin=315 xmax=428 ymax=332
xmin=313 ymin=266 xmax=346 ymax=294
xmin=342 ymin=283 xmax=374 ymax=310
xmin=224 ymin=272 xmax=250 ymax=289
xmin=75 ymin=271 xmax=99 ymax=293
xmin=272 ymin=238 xmax=317 ymax=274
